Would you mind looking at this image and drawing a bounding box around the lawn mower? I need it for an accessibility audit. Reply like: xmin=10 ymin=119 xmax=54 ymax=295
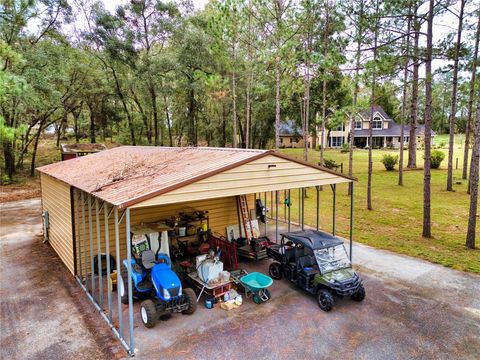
xmin=118 ymin=233 xmax=197 ymax=328
xmin=267 ymin=230 xmax=365 ymax=312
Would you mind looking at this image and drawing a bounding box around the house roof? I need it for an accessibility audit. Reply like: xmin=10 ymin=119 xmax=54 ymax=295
xmin=37 ymin=146 xmax=353 ymax=208
xmin=354 ymin=123 xmax=435 ymax=137
xmin=279 ymin=120 xmax=301 ymax=136
xmin=60 ymin=143 xmax=107 ymax=154
xmin=358 ymin=105 xmax=392 ymax=121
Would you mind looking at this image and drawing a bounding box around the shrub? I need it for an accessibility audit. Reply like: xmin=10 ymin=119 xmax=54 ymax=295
xmin=2 ymin=175 xmax=11 ymax=185
xmin=430 ymin=150 xmax=445 ymax=169
xmin=315 ymin=144 xmax=322 ymax=151
xmin=381 ymin=154 xmax=398 ymax=171
xmin=323 ymin=158 xmax=337 ymax=169
xmin=340 ymin=143 xmax=349 ymax=153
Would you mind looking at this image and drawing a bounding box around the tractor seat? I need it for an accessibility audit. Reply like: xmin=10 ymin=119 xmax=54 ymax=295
xmin=141 ymin=250 xmax=156 ymax=270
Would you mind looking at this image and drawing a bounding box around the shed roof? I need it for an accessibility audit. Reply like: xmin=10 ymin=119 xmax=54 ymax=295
xmin=37 ymin=146 xmax=353 ymax=208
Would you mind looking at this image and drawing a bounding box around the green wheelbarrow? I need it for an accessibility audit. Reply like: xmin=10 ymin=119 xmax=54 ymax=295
xmin=239 ymin=271 xmax=273 ymax=304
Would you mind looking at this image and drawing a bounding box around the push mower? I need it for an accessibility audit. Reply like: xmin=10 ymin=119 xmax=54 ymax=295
xmin=118 ymin=233 xmax=197 ymax=328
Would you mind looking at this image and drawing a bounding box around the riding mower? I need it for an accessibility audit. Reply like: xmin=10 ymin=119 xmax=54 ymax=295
xmin=118 ymin=233 xmax=197 ymax=328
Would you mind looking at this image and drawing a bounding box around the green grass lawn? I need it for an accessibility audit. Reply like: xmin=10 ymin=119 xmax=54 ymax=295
xmin=277 ymin=146 xmax=479 ymax=273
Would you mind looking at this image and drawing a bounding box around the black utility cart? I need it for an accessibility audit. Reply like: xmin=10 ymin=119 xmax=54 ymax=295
xmin=267 ymin=230 xmax=365 ymax=312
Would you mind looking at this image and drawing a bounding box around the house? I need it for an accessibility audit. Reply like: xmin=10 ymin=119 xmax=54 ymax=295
xmin=279 ymin=120 xmax=306 ymax=148
xmin=325 ymin=105 xmax=435 ymax=149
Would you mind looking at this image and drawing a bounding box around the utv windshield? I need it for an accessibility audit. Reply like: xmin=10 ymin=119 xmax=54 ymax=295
xmin=314 ymin=245 xmax=351 ymax=274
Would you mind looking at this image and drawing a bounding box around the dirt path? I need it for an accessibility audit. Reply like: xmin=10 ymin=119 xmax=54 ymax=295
xmin=0 ymin=199 xmax=125 ymax=360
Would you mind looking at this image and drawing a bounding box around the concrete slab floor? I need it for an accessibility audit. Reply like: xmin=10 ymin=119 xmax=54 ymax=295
xmin=1 ymin=199 xmax=479 ymax=360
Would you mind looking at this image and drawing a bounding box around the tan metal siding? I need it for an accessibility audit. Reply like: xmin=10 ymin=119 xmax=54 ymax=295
xmin=74 ymin=195 xmax=251 ymax=275
xmin=131 ymin=155 xmax=350 ymax=208
xmin=41 ymin=173 xmax=75 ymax=274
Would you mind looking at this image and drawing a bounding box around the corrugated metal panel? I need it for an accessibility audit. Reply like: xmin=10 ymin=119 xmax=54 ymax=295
xmin=41 ymin=173 xmax=75 ymax=274
xmin=37 ymin=146 xmax=268 ymax=207
xmin=130 ymin=155 xmax=351 ymax=208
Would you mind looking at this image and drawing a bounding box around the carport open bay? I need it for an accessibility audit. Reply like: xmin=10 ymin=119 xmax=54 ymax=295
xmin=1 ymin=199 xmax=479 ymax=360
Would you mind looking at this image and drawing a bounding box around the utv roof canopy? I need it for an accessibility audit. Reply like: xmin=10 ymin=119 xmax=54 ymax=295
xmin=282 ymin=230 xmax=344 ymax=250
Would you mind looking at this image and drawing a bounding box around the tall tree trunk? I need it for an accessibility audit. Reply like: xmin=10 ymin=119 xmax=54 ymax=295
xmin=245 ymin=0 xmax=253 ymax=149
xmin=303 ymin=40 xmax=311 ymax=161
xmin=349 ymin=0 xmax=364 ymax=191
xmin=56 ymin=112 xmax=67 ymax=147
xmin=399 ymin=4 xmax=412 ymax=186
xmin=446 ymin=0 xmax=465 ymax=191
xmin=73 ymin=102 xmax=82 ymax=143
xmin=30 ymin=118 xmax=45 ymax=177
xmin=422 ymin=0 xmax=434 ymax=238
xmin=163 ymin=96 xmax=173 ymax=147
xmin=88 ymin=103 xmax=96 ymax=144
xmin=149 ymin=85 xmax=160 ymax=146
xmin=232 ymin=70 xmax=238 ymax=148
xmin=466 ymin=87 xmax=480 ymax=248
xmin=407 ymin=7 xmax=420 ymax=169
xmin=463 ymin=14 xmax=480 ymax=181
xmin=275 ymin=59 xmax=281 ymax=150
xmin=111 ymin=68 xmax=135 ymax=146
xmin=320 ymin=3 xmax=330 ymax=166
xmin=367 ymin=0 xmax=379 ymax=211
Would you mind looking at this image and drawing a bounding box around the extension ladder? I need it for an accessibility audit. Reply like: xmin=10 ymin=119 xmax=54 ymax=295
xmin=237 ymin=195 xmax=254 ymax=240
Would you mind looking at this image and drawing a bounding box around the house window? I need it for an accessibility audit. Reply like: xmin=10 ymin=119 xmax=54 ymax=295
xmin=355 ymin=120 xmax=362 ymax=130
xmin=331 ymin=136 xmax=343 ymax=148
xmin=280 ymin=138 xmax=283 ymax=144
xmin=372 ymin=117 xmax=383 ymax=130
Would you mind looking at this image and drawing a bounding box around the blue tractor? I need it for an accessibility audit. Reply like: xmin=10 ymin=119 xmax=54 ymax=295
xmin=118 ymin=234 xmax=197 ymax=328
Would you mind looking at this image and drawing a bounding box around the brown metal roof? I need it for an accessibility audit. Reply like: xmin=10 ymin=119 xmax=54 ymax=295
xmin=37 ymin=146 xmax=353 ymax=208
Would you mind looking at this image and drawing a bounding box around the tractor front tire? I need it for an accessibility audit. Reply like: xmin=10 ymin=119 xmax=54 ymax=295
xmin=182 ymin=288 xmax=197 ymax=315
xmin=269 ymin=262 xmax=283 ymax=280
xmin=351 ymin=283 xmax=366 ymax=302
xmin=119 ymin=266 xmax=138 ymax=304
xmin=317 ymin=289 xmax=334 ymax=312
xmin=140 ymin=299 xmax=157 ymax=328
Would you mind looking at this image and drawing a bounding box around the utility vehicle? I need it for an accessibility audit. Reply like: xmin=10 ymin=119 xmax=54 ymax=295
xmin=267 ymin=230 xmax=365 ymax=311
xmin=118 ymin=234 xmax=197 ymax=328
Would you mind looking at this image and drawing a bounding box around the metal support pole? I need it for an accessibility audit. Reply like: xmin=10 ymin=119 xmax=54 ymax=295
xmin=125 ymin=208 xmax=134 ymax=355
xmin=301 ymin=188 xmax=305 ymax=230
xmin=270 ymin=191 xmax=273 ymax=218
xmin=288 ymin=189 xmax=291 ymax=232
xmin=82 ymin=191 xmax=87 ymax=286
xmin=76 ymin=189 xmax=82 ymax=282
xmin=104 ymin=203 xmax=112 ymax=322
xmin=264 ymin=192 xmax=267 ymax=236
xmin=298 ymin=188 xmax=301 ymax=224
xmin=96 ymin=198 xmax=103 ymax=308
xmin=316 ymin=186 xmax=320 ymax=231
xmin=114 ymin=208 xmax=123 ymax=338
xmin=283 ymin=190 xmax=287 ymax=222
xmin=332 ymin=184 xmax=336 ymax=236
xmin=349 ymin=183 xmax=354 ymax=262
xmin=275 ymin=191 xmax=279 ymax=243
xmin=88 ymin=195 xmax=95 ymax=295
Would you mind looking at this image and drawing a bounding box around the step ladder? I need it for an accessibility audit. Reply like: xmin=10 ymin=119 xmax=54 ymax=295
xmin=237 ymin=195 xmax=254 ymax=240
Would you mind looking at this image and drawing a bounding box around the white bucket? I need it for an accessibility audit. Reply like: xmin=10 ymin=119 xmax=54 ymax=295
xmin=178 ymin=227 xmax=186 ymax=237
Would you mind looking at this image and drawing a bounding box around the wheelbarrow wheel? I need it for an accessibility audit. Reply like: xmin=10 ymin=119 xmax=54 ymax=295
xmin=253 ymin=294 xmax=262 ymax=304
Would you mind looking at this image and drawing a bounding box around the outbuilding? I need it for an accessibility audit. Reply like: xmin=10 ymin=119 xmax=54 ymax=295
xmin=37 ymin=146 xmax=354 ymax=355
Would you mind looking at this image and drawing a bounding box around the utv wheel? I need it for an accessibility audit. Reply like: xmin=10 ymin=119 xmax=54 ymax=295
xmin=182 ymin=288 xmax=197 ymax=315
xmin=140 ymin=299 xmax=157 ymax=328
xmin=119 ymin=266 xmax=137 ymax=304
xmin=269 ymin=262 xmax=283 ymax=280
xmin=317 ymin=289 xmax=334 ymax=312
xmin=351 ymin=283 xmax=366 ymax=302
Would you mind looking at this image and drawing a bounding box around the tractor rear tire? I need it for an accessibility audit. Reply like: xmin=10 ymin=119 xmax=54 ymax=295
xmin=182 ymin=288 xmax=197 ymax=315
xmin=119 ymin=266 xmax=136 ymax=304
xmin=317 ymin=289 xmax=334 ymax=312
xmin=140 ymin=299 xmax=157 ymax=328
xmin=351 ymin=283 xmax=366 ymax=302
xmin=269 ymin=262 xmax=283 ymax=280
